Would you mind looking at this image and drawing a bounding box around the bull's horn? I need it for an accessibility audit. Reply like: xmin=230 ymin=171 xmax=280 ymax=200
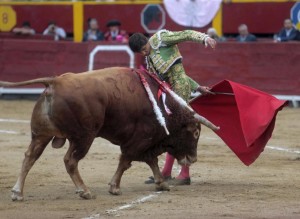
xmin=194 ymin=114 xmax=220 ymax=131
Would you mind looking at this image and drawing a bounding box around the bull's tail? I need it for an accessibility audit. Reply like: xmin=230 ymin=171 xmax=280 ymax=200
xmin=0 ymin=77 xmax=54 ymax=88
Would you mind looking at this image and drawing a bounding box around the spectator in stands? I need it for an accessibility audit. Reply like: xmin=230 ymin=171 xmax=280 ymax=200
xmin=83 ymin=18 xmax=104 ymax=42
xmin=104 ymin=19 xmax=129 ymax=43
xmin=274 ymin=18 xmax=298 ymax=42
xmin=207 ymin=27 xmax=226 ymax=42
xmin=236 ymin=24 xmax=256 ymax=42
xmin=12 ymin=21 xmax=35 ymax=36
xmin=297 ymin=31 xmax=300 ymax=41
xmin=43 ymin=21 xmax=66 ymax=41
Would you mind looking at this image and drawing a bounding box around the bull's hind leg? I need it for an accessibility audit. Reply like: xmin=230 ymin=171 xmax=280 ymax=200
xmin=64 ymin=137 xmax=94 ymax=200
xmin=11 ymin=135 xmax=52 ymax=201
xmin=109 ymin=154 xmax=132 ymax=195
xmin=146 ymin=157 xmax=170 ymax=191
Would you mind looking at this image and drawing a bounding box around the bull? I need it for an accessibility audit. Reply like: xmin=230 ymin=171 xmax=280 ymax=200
xmin=0 ymin=67 xmax=218 ymax=201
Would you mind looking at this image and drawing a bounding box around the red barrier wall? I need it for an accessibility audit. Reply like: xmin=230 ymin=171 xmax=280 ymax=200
xmin=8 ymin=5 xmax=73 ymax=33
xmin=179 ymin=42 xmax=300 ymax=95
xmin=7 ymin=3 xmax=209 ymax=36
xmin=83 ymin=4 xmax=208 ymax=34
xmin=222 ymin=2 xmax=295 ymax=34
xmin=0 ymin=39 xmax=131 ymax=87
xmin=0 ymin=39 xmax=299 ymax=95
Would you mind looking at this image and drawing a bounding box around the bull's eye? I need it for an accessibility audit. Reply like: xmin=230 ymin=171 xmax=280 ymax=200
xmin=193 ymin=129 xmax=200 ymax=139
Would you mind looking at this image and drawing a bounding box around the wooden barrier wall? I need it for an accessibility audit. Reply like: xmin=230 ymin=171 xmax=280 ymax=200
xmin=179 ymin=42 xmax=300 ymax=95
xmin=0 ymin=38 xmax=299 ymax=95
xmin=222 ymin=2 xmax=295 ymax=34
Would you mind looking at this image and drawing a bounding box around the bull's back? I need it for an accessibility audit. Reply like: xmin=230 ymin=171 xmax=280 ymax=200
xmin=31 ymin=67 xmax=156 ymax=142
xmin=54 ymin=67 xmax=151 ymax=113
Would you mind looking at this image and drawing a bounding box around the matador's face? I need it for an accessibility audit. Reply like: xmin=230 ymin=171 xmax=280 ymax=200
xmin=140 ymin=42 xmax=151 ymax=57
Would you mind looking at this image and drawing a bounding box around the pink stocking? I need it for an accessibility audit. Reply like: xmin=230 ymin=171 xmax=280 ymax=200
xmin=161 ymin=153 xmax=175 ymax=177
xmin=177 ymin=165 xmax=190 ymax=179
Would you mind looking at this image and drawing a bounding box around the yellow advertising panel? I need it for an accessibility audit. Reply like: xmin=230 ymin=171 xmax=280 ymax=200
xmin=0 ymin=6 xmax=16 ymax=32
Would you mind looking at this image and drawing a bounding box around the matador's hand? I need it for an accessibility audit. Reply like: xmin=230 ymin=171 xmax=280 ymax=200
xmin=205 ymin=37 xmax=217 ymax=49
xmin=197 ymin=86 xmax=215 ymax=95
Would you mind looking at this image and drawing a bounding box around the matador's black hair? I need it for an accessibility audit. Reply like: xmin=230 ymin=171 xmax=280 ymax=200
xmin=129 ymin=33 xmax=148 ymax=52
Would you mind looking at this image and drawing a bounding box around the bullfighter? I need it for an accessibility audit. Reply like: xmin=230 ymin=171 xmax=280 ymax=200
xmin=129 ymin=29 xmax=217 ymax=185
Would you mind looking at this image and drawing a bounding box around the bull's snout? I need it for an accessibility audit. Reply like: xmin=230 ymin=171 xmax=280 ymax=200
xmin=178 ymin=155 xmax=197 ymax=166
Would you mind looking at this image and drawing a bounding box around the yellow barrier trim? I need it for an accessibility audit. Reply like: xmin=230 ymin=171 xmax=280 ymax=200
xmin=73 ymin=1 xmax=83 ymax=43
xmin=212 ymin=4 xmax=222 ymax=37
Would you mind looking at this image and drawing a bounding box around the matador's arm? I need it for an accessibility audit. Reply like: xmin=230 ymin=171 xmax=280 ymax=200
xmin=188 ymin=76 xmax=200 ymax=92
xmin=160 ymin=30 xmax=209 ymax=46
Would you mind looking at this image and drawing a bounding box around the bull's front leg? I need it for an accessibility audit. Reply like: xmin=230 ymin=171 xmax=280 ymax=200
xmin=109 ymin=154 xmax=132 ymax=195
xmin=11 ymin=135 xmax=52 ymax=201
xmin=146 ymin=157 xmax=170 ymax=191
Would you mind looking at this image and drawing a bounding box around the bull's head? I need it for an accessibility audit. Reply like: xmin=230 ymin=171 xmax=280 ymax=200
xmin=166 ymin=120 xmax=201 ymax=166
xmin=166 ymin=113 xmax=219 ymax=166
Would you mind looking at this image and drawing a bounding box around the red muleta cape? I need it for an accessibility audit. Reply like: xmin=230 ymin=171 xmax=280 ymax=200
xmin=189 ymin=80 xmax=287 ymax=166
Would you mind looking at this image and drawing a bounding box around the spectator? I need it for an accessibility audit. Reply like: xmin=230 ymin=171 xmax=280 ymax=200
xmin=12 ymin=21 xmax=35 ymax=35
xmin=83 ymin=18 xmax=104 ymax=42
xmin=274 ymin=18 xmax=298 ymax=42
xmin=104 ymin=19 xmax=129 ymax=43
xmin=207 ymin=27 xmax=226 ymax=42
xmin=236 ymin=24 xmax=256 ymax=42
xmin=297 ymin=31 xmax=300 ymax=41
xmin=43 ymin=21 xmax=66 ymax=41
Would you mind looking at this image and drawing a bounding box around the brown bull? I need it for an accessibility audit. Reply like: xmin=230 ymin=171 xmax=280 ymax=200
xmin=0 ymin=67 xmax=218 ymax=201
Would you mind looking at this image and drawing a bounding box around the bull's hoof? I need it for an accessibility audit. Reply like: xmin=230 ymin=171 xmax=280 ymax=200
xmin=11 ymin=189 xmax=24 ymax=201
xmin=155 ymin=181 xmax=170 ymax=191
xmin=109 ymin=185 xmax=122 ymax=195
xmin=79 ymin=191 xmax=94 ymax=200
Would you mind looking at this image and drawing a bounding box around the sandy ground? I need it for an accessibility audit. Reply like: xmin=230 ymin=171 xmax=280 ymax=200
xmin=0 ymin=100 xmax=299 ymax=219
